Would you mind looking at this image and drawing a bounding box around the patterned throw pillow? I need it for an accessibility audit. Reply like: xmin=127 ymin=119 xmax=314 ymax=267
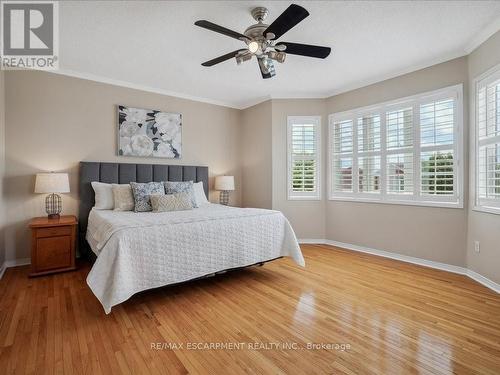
xmin=150 ymin=192 xmax=193 ymax=212
xmin=130 ymin=182 xmax=165 ymax=212
xmin=112 ymin=184 xmax=135 ymax=211
xmin=163 ymin=181 xmax=197 ymax=207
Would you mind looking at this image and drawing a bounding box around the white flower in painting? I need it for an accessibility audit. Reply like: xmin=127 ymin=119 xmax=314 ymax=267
xmin=130 ymin=135 xmax=154 ymax=156
xmin=155 ymin=113 xmax=181 ymax=141
xmin=155 ymin=112 xmax=180 ymax=127
xmin=171 ymin=133 xmax=182 ymax=155
xmin=122 ymin=107 xmax=151 ymax=124
xmin=120 ymin=121 xmax=139 ymax=137
xmin=120 ymin=136 xmax=133 ymax=155
xmin=159 ymin=125 xmax=179 ymax=142
xmin=154 ymin=142 xmax=175 ymax=158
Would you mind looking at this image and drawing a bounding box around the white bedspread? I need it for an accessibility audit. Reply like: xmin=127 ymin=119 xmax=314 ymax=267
xmin=86 ymin=204 xmax=304 ymax=313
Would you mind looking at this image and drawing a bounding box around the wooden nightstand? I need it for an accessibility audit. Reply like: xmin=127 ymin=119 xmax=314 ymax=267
xmin=29 ymin=215 xmax=78 ymax=277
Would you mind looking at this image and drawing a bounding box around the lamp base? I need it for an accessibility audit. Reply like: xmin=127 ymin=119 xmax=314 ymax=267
xmin=45 ymin=193 xmax=62 ymax=218
xmin=219 ymin=191 xmax=230 ymax=205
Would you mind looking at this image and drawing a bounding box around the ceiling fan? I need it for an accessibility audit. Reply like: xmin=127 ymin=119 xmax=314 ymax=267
xmin=195 ymin=4 xmax=331 ymax=79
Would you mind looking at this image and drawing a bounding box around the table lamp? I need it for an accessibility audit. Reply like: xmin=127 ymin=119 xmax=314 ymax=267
xmin=34 ymin=172 xmax=70 ymax=219
xmin=214 ymin=175 xmax=234 ymax=205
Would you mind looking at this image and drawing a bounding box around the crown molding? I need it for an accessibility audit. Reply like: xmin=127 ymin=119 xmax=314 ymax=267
xmin=239 ymin=94 xmax=330 ymax=110
xmin=42 ymin=51 xmax=467 ymax=111
xmin=48 ymin=69 xmax=243 ymax=110
xmin=464 ymin=14 xmax=500 ymax=54
xmin=39 ymin=12 xmax=500 ymax=112
xmin=237 ymin=95 xmax=272 ymax=109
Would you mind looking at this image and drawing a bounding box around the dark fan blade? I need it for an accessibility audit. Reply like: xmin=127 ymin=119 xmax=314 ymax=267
xmin=195 ymin=20 xmax=248 ymax=41
xmin=257 ymin=58 xmax=276 ymax=79
xmin=276 ymin=42 xmax=331 ymax=58
xmin=263 ymin=4 xmax=309 ymax=40
xmin=201 ymin=49 xmax=247 ymax=66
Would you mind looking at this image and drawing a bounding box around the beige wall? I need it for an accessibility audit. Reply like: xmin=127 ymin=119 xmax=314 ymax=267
xmin=240 ymin=98 xmax=327 ymax=238
xmin=271 ymin=99 xmax=327 ymax=239
xmin=0 ymin=71 xmax=5 ymax=267
xmin=467 ymin=30 xmax=500 ymax=284
xmin=4 ymin=70 xmax=241 ymax=261
xmin=240 ymin=100 xmax=272 ymax=209
xmin=325 ymin=57 xmax=469 ymax=266
xmin=2 ymin=34 xmax=500 ymax=285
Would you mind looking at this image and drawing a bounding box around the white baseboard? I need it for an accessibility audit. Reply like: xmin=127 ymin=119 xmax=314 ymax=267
xmin=297 ymin=238 xmax=326 ymax=244
xmin=2 ymin=243 xmax=500 ymax=295
xmin=5 ymin=258 xmax=31 ymax=267
xmin=0 ymin=258 xmax=31 ymax=280
xmin=299 ymin=238 xmax=500 ymax=294
xmin=324 ymin=239 xmax=468 ymax=275
xmin=466 ymin=269 xmax=500 ymax=294
xmin=0 ymin=263 xmax=6 ymax=280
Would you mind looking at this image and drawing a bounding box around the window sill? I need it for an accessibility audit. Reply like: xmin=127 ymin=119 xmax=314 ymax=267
xmin=287 ymin=196 xmax=322 ymax=201
xmin=472 ymin=205 xmax=500 ymax=216
xmin=328 ymin=196 xmax=463 ymax=209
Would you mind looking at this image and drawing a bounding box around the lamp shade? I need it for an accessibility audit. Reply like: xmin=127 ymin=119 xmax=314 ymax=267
xmin=214 ymin=175 xmax=234 ymax=191
xmin=34 ymin=173 xmax=70 ymax=194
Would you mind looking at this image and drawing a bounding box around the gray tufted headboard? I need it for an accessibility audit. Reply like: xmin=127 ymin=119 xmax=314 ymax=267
xmin=79 ymin=161 xmax=208 ymax=258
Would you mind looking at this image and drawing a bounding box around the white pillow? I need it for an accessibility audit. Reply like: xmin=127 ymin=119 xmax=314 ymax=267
xmin=91 ymin=181 xmax=114 ymax=210
xmin=193 ymin=181 xmax=209 ymax=206
xmin=112 ymin=184 xmax=135 ymax=211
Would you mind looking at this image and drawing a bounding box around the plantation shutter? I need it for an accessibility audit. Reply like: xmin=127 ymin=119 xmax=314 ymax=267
xmin=357 ymin=114 xmax=381 ymax=194
xmin=477 ymin=73 xmax=500 ymax=210
xmin=329 ymin=84 xmax=462 ymax=207
xmin=419 ymin=98 xmax=456 ymax=196
xmin=331 ymin=119 xmax=354 ymax=193
xmin=287 ymin=117 xmax=321 ymax=199
xmin=386 ymin=107 xmax=414 ymax=194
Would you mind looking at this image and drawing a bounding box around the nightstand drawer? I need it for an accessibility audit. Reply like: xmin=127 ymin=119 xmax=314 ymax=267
xmin=35 ymin=236 xmax=72 ymax=271
xmin=36 ymin=226 xmax=72 ymax=238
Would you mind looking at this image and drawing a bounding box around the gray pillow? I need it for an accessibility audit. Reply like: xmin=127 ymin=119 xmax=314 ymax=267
xmin=164 ymin=181 xmax=197 ymax=207
xmin=130 ymin=182 xmax=165 ymax=212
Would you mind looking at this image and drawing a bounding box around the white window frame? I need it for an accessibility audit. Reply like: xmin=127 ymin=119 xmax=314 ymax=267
xmin=473 ymin=63 xmax=500 ymax=215
xmin=287 ymin=116 xmax=322 ymax=200
xmin=328 ymin=84 xmax=464 ymax=208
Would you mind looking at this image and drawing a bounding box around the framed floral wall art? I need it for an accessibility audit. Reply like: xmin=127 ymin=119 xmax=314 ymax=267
xmin=118 ymin=105 xmax=182 ymax=158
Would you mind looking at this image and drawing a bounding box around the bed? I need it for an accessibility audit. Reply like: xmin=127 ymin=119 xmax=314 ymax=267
xmin=79 ymin=162 xmax=305 ymax=314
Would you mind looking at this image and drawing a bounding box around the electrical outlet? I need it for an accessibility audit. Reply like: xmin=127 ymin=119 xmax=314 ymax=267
xmin=474 ymin=241 xmax=480 ymax=253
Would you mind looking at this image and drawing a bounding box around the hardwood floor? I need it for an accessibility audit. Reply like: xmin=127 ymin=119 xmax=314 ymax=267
xmin=1 ymin=244 xmax=499 ymax=375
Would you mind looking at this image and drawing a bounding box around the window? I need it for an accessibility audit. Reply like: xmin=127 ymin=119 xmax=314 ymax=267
xmin=329 ymin=85 xmax=463 ymax=208
xmin=287 ymin=116 xmax=321 ymax=200
xmin=475 ymin=65 xmax=500 ymax=213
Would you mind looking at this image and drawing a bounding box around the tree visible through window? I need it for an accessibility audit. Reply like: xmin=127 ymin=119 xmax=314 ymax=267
xmin=288 ymin=116 xmax=321 ymax=200
xmin=421 ymin=152 xmax=454 ymax=195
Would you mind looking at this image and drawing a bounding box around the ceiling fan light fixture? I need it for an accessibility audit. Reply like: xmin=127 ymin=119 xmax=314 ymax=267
xmin=274 ymin=44 xmax=286 ymax=52
xmin=236 ymin=52 xmax=252 ymax=65
xmin=248 ymin=41 xmax=259 ymax=54
xmin=195 ymin=4 xmax=331 ymax=79
xmin=265 ymin=32 xmax=276 ymax=40
xmin=268 ymin=50 xmax=286 ymax=63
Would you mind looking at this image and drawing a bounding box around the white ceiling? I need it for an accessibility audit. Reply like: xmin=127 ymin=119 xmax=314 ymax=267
xmin=58 ymin=1 xmax=500 ymax=109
